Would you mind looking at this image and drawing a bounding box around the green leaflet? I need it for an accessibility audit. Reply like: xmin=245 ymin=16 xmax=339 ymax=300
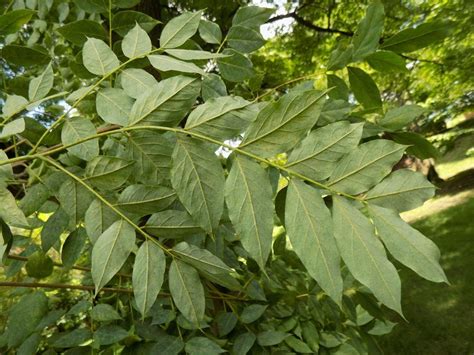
xmin=0 ymin=118 xmax=24 ymax=140
xmin=286 ymin=121 xmax=363 ymax=181
xmin=133 ymin=241 xmax=166 ymax=316
xmin=171 ymin=137 xmax=225 ymax=234
xmin=165 ymin=49 xmax=227 ymax=60
xmin=117 ymin=185 xmax=176 ymax=216
xmin=90 ymin=304 xmax=122 ymax=321
xmin=93 ymin=325 xmax=128 ymax=346
xmin=365 ymin=169 xmax=435 ymax=212
xmin=61 ymin=228 xmax=87 ymax=269
xmin=57 ymin=20 xmax=108 ymax=46
xmin=58 ymin=179 xmax=94 ymax=227
xmin=96 ymin=88 xmax=133 ymax=126
xmin=2 ymin=94 xmax=28 ymax=119
xmin=202 ymin=74 xmax=227 ymax=101
xmin=241 ymin=304 xmax=267 ymax=324
xmin=240 ymin=90 xmax=327 ymax=157
xmin=28 ymin=63 xmax=54 ymax=102
xmin=332 ymin=196 xmax=402 ymax=315
xmin=61 ymin=117 xmax=99 ymax=161
xmin=85 ymin=156 xmax=134 ymax=190
xmin=217 ymin=49 xmax=255 ymax=82
xmin=199 ymin=19 xmax=222 ymax=44
xmin=225 ymin=156 xmax=273 ymax=269
xmin=148 ymin=55 xmax=205 ymax=75
xmin=129 ymin=75 xmax=200 ymax=126
xmin=160 ymin=11 xmax=202 ymax=49
xmin=0 ymin=188 xmax=29 ymax=228
xmin=231 ymin=6 xmax=274 ymax=29
xmin=112 ymin=10 xmax=159 ymax=37
xmin=122 ymin=23 xmax=151 ymax=58
xmin=351 ymin=3 xmax=384 ymax=61
xmin=227 ymin=25 xmax=265 ymax=53
xmin=233 ymin=332 xmax=257 ymax=355
xmin=1 ymin=45 xmax=50 ymax=67
xmin=82 ymin=38 xmax=120 ymax=76
xmin=0 ymin=150 xmax=14 ymax=183
xmin=173 ymin=241 xmax=232 ymax=275
xmin=0 ymin=9 xmax=35 ymax=36
xmin=368 ymin=204 xmax=447 ymax=283
xmin=366 ymin=50 xmax=408 ymax=73
xmin=347 ymin=67 xmax=382 ymax=111
xmin=381 ymin=21 xmax=452 ymax=53
xmin=328 ymin=140 xmax=406 ymax=195
xmin=41 ymin=208 xmax=69 ymax=252
xmin=327 ymin=74 xmax=349 ymax=101
xmin=185 ymin=96 xmax=255 ymax=140
xmin=92 ymin=219 xmax=136 ymax=293
xmin=145 ymin=210 xmax=203 ymax=238
xmin=185 ymin=337 xmax=225 ymax=354
xmin=378 ymin=104 xmax=426 ymax=131
xmin=119 ymin=68 xmax=158 ymax=99
xmin=169 ymin=259 xmax=205 ymax=325
xmin=126 ymin=130 xmax=174 ymax=184
xmin=285 ymin=180 xmax=343 ymax=304
xmin=85 ymin=199 xmax=119 ymax=244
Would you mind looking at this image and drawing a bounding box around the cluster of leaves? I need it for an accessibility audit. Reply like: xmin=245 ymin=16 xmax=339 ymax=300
xmin=0 ymin=1 xmax=447 ymax=354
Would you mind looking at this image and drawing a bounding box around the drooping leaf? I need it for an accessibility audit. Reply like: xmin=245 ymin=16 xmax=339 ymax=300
xmin=82 ymin=38 xmax=120 ymax=76
xmin=133 ymin=240 xmax=166 ymax=316
xmin=378 ymin=104 xmax=426 ymax=131
xmin=145 ymin=210 xmax=203 ymax=238
xmin=41 ymin=208 xmax=69 ymax=252
xmin=351 ymin=3 xmax=385 ymax=61
xmin=126 ymin=130 xmax=174 ymax=183
xmin=173 ymin=241 xmax=232 ymax=276
xmin=381 ymin=21 xmax=452 ymax=53
xmin=328 ymin=140 xmax=406 ymax=194
xmin=0 ymin=9 xmax=35 ymax=35
xmin=332 ymin=196 xmax=402 ymax=314
xmin=368 ymin=204 xmax=447 ymax=283
xmin=160 ymin=11 xmax=202 ymax=49
xmin=285 ymin=179 xmax=343 ymax=303
xmin=217 ymin=49 xmax=255 ymax=82
xmin=61 ymin=117 xmax=99 ymax=161
xmin=61 ymin=228 xmax=87 ymax=269
xmin=129 ymin=75 xmax=200 ymax=126
xmin=225 ymin=156 xmax=273 ymax=269
xmin=57 ymin=20 xmax=107 ymax=46
xmin=91 ymin=219 xmax=136 ymax=293
xmin=96 ymin=88 xmax=133 ymax=125
xmin=171 ymin=137 xmax=225 ymax=234
xmin=122 ymin=23 xmax=151 ymax=58
xmin=148 ymin=55 xmax=205 ymax=75
xmin=198 ymin=19 xmax=222 ymax=44
xmin=28 ymin=63 xmax=54 ymax=102
xmin=366 ymin=50 xmax=408 ymax=72
xmin=119 ymin=68 xmax=158 ymax=99
xmin=392 ymin=131 xmax=439 ymax=159
xmin=117 ymin=184 xmax=176 ymax=216
xmin=0 ymin=188 xmax=29 ymax=228
xmin=185 ymin=96 xmax=254 ymax=140
xmin=85 ymin=156 xmax=134 ymax=190
xmin=85 ymin=199 xmax=119 ymax=244
xmin=286 ymin=121 xmax=363 ymax=181
xmin=365 ymin=169 xmax=435 ymax=212
xmin=347 ymin=66 xmax=382 ymax=111
xmin=240 ymin=90 xmax=326 ymax=157
xmin=112 ymin=10 xmax=159 ymax=37
xmin=168 ymin=259 xmax=205 ymax=324
xmin=58 ymin=179 xmax=94 ymax=227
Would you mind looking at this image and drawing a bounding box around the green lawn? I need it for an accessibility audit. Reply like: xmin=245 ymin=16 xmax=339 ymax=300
xmin=380 ymin=195 xmax=474 ymax=354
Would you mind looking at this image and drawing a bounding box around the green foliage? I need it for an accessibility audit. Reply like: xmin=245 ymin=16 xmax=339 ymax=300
xmin=0 ymin=1 xmax=447 ymax=353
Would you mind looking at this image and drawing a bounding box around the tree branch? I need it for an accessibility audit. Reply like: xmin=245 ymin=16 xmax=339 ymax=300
xmin=0 ymin=281 xmax=132 ymax=293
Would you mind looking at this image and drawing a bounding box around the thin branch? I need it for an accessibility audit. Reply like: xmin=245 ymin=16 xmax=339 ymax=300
xmin=267 ymin=12 xmax=353 ymax=36
xmin=0 ymin=281 xmax=132 ymax=293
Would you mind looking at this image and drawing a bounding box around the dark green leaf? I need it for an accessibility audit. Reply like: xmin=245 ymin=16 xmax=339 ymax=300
xmin=257 ymin=330 xmax=288 ymax=346
xmin=52 ymin=328 xmax=92 ymax=348
xmin=379 ymin=104 xmax=425 ymax=131
xmin=145 ymin=210 xmax=203 ymax=238
xmin=327 ymin=74 xmax=349 ymax=101
xmin=171 ymin=137 xmax=225 ymax=234
xmin=85 ymin=156 xmax=134 ymax=190
xmin=1 ymin=45 xmax=50 ymax=67
xmin=61 ymin=117 xmax=99 ymax=161
xmin=90 ymin=303 xmax=122 ymax=321
xmin=241 ymin=304 xmax=267 ymax=324
xmin=347 ymin=66 xmax=382 ymax=111
xmin=92 ymin=219 xmax=136 ymax=293
xmin=169 ymin=259 xmax=205 ymax=325
xmin=61 ymin=228 xmax=87 ymax=269
xmin=391 ymin=131 xmax=439 ymax=159
xmin=0 ymin=9 xmax=35 ymax=35
xmin=366 ymin=50 xmax=408 ymax=72
xmin=225 ymin=156 xmax=273 ymax=269
xmin=216 ymin=312 xmax=238 ymax=337
xmin=25 ymin=252 xmax=54 ymax=279
xmin=112 ymin=10 xmax=159 ymax=37
xmin=117 ymin=185 xmax=176 ymax=216
xmin=57 ymin=20 xmax=107 ymax=46
xmin=58 ymin=179 xmax=94 ymax=226
xmin=351 ymin=3 xmax=385 ymax=61
xmin=202 ymin=73 xmax=227 ymax=101
xmin=217 ymin=49 xmax=255 ymax=82
xmin=93 ymin=325 xmax=128 ymax=345
xmin=332 ymin=196 xmax=402 ymax=314
xmin=228 ymin=26 xmax=265 ymax=53
xmin=233 ymin=332 xmax=256 ymax=355
xmin=133 ymin=241 xmax=166 ymax=316
xmin=285 ymin=179 xmax=343 ymax=303
xmin=85 ymin=199 xmax=119 ymax=244
xmin=41 ymin=208 xmax=69 ymax=252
